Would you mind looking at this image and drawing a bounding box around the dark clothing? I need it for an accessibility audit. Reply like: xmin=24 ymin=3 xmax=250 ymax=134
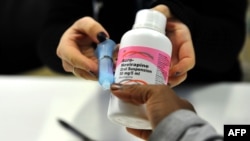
xmin=38 ymin=0 xmax=247 ymax=83
xmin=0 ymin=0 xmax=50 ymax=74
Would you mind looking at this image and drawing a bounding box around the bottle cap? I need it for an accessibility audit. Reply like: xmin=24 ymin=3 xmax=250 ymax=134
xmin=133 ymin=9 xmax=166 ymax=34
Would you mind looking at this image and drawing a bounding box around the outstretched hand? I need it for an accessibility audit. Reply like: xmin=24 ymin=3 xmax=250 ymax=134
xmin=110 ymin=84 xmax=195 ymax=140
xmin=56 ymin=17 xmax=110 ymax=80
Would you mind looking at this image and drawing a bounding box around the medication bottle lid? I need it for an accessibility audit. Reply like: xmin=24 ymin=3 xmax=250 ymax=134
xmin=133 ymin=9 xmax=166 ymax=34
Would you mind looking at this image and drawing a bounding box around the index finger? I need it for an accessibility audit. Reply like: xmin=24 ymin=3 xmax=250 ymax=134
xmin=72 ymin=16 xmax=109 ymax=43
xmin=169 ymin=40 xmax=195 ymax=77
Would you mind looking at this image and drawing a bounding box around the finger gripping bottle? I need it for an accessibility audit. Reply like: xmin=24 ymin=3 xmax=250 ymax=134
xmin=107 ymin=9 xmax=172 ymax=129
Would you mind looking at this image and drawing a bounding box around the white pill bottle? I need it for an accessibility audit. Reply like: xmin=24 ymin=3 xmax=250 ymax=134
xmin=107 ymin=9 xmax=172 ymax=129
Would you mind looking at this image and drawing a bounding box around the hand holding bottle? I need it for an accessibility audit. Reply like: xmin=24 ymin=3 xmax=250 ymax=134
xmin=152 ymin=5 xmax=195 ymax=87
xmin=110 ymin=84 xmax=195 ymax=140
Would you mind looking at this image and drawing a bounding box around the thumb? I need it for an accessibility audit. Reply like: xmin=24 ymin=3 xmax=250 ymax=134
xmin=151 ymin=4 xmax=172 ymax=18
xmin=110 ymin=84 xmax=153 ymax=105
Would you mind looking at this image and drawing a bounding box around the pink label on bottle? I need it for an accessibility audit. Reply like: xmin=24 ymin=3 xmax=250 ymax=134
xmin=116 ymin=46 xmax=171 ymax=83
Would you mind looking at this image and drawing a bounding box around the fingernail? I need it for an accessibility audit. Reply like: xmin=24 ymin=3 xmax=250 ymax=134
xmin=97 ymin=32 xmax=107 ymax=42
xmin=111 ymin=83 xmax=122 ymax=90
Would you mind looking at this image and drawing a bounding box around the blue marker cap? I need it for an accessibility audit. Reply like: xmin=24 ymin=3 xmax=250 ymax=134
xmin=96 ymin=38 xmax=116 ymax=90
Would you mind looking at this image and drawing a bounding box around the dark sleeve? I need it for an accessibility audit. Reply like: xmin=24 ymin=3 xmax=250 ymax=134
xmin=151 ymin=0 xmax=247 ymax=76
xmin=149 ymin=110 xmax=224 ymax=141
xmin=37 ymin=0 xmax=93 ymax=74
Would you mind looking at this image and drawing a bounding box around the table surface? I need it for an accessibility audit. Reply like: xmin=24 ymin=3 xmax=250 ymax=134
xmin=0 ymin=75 xmax=250 ymax=141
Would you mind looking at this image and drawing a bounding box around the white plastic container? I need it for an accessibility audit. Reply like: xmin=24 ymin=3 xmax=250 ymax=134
xmin=107 ymin=9 xmax=172 ymax=129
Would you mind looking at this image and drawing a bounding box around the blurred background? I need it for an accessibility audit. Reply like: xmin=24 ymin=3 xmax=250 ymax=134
xmin=2 ymin=1 xmax=250 ymax=82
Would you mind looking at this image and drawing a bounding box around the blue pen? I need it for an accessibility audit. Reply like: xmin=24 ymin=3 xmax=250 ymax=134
xmin=96 ymin=38 xmax=116 ymax=90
